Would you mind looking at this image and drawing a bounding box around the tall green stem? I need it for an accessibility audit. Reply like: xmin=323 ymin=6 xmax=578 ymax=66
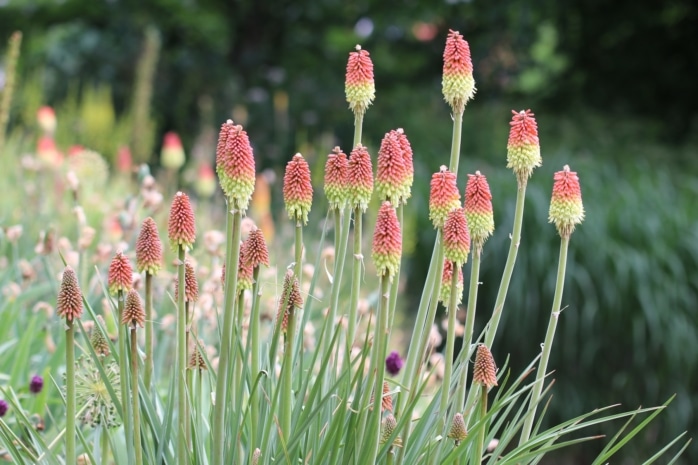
xmin=144 ymin=272 xmax=153 ymax=391
xmin=176 ymin=246 xmax=187 ymax=465
xmin=388 ymin=204 xmax=404 ymax=331
xmin=249 ymin=266 xmax=262 ymax=449
xmin=519 ymin=236 xmax=569 ymax=444
xmin=231 ymin=295 xmax=244 ymax=412
xmin=347 ymin=208 xmax=363 ymax=349
xmin=439 ymin=264 xmax=461 ymax=427
xmin=65 ymin=319 xmax=76 ymax=464
xmin=117 ymin=291 xmax=133 ymax=461
xmin=294 ymin=222 xmax=303 ymax=282
xmin=448 ymin=111 xmax=464 ymax=174
xmin=474 ymin=386 xmax=488 ymax=463
xmin=0 ymin=32 xmax=21 ymax=156
xmin=455 ymin=249 xmax=481 ymax=411
xmin=484 ymin=182 xmax=527 ymax=348
xmin=131 ymin=327 xmax=143 ymax=465
xmin=353 ymin=113 xmax=364 ymax=148
xmin=212 ymin=205 xmax=242 ymax=465
xmin=325 ymin=208 xmax=343 ymax=356
xmin=100 ymin=426 xmax=109 ymax=465
xmin=366 ymin=274 xmax=391 ymax=463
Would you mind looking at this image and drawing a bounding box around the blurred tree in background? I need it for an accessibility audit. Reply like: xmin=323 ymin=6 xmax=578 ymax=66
xmin=2 ymin=0 xmax=697 ymax=462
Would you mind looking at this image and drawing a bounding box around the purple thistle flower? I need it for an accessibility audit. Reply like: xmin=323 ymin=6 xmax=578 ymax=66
xmin=385 ymin=351 xmax=404 ymax=376
xmin=0 ymin=400 xmax=8 ymax=417
xmin=29 ymin=375 xmax=44 ymax=394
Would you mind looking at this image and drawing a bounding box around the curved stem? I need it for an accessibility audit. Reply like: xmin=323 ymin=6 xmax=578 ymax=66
xmin=455 ymin=249 xmax=481 ymax=411
xmin=519 ymin=236 xmax=570 ymax=444
xmin=144 ymin=272 xmax=153 ymax=391
xmin=65 ymin=319 xmax=76 ymax=464
xmin=177 ymin=246 xmax=187 ymax=465
xmin=131 ymin=327 xmax=143 ymax=465
xmin=212 ymin=206 xmax=242 ymax=465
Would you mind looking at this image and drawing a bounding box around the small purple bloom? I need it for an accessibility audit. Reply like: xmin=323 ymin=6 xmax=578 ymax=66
xmin=385 ymin=351 xmax=404 ymax=376
xmin=0 ymin=400 xmax=8 ymax=417
xmin=29 ymin=375 xmax=44 ymax=394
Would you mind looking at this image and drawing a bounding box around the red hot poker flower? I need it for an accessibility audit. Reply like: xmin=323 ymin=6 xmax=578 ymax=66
xmin=376 ymin=130 xmax=408 ymax=205
xmin=443 ymin=207 xmax=470 ymax=267
xmin=136 ymin=217 xmax=163 ymax=275
xmin=429 ymin=166 xmax=461 ymax=229
xmin=371 ymin=201 xmax=402 ymax=278
xmin=242 ymin=227 xmax=270 ymax=268
xmin=439 ymin=259 xmax=464 ymax=306
xmin=465 ymin=171 xmax=495 ymax=252
xmin=57 ymin=266 xmax=83 ymax=321
xmin=395 ymin=128 xmax=414 ymax=202
xmin=216 ymin=120 xmax=256 ymax=211
xmin=283 ymin=153 xmax=314 ymax=225
xmin=473 ymin=344 xmax=498 ymax=388
xmin=549 ymin=165 xmax=584 ymax=238
xmin=507 ymin=109 xmax=541 ymax=185
xmin=345 ymin=45 xmax=376 ymax=117
xmin=324 ymin=147 xmax=350 ymax=211
xmin=442 ymin=30 xmax=475 ymax=113
xmin=174 ymin=261 xmax=199 ymax=303
xmin=168 ymin=191 xmax=196 ymax=251
xmin=108 ymin=251 xmax=133 ymax=295
xmin=122 ymin=289 xmax=145 ymax=328
xmin=347 ymin=144 xmax=374 ymax=212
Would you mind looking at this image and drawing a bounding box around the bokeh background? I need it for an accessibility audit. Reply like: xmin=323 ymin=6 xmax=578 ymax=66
xmin=2 ymin=0 xmax=697 ymax=463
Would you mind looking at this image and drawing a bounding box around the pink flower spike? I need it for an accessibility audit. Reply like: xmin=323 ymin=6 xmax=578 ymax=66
xmin=347 ymin=144 xmax=374 ymax=212
xmin=549 ymin=165 xmax=584 ymax=238
xmin=345 ymin=45 xmax=376 ymax=117
xmin=324 ymin=146 xmax=350 ymax=211
xmin=371 ymin=201 xmax=402 ymax=278
xmin=57 ymin=266 xmax=83 ymax=322
xmin=237 ymin=242 xmax=254 ymax=295
xmin=429 ymin=166 xmax=461 ymax=229
xmin=439 ymin=260 xmax=464 ymax=306
xmin=136 ymin=217 xmax=163 ymax=275
xmin=216 ymin=120 xmax=256 ymax=211
xmin=108 ymin=251 xmax=133 ymax=295
xmin=168 ymin=191 xmax=197 ymax=251
xmin=465 ymin=171 xmax=495 ymax=252
xmin=283 ymin=153 xmax=314 ymax=224
xmin=242 ymin=227 xmax=270 ymax=268
xmin=443 ymin=207 xmax=470 ymax=266
xmin=174 ymin=261 xmax=199 ymax=303
xmin=442 ymin=30 xmax=476 ymax=113
xmin=507 ymin=109 xmax=541 ymax=185
xmin=395 ymin=128 xmax=414 ymax=202
xmin=376 ymin=130 xmax=408 ymax=205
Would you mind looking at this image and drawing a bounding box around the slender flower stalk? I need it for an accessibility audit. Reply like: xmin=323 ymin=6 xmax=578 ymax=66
xmin=472 ymin=345 xmax=498 ymax=462
xmin=108 ymin=252 xmax=134 ymax=461
xmin=57 ymin=266 xmax=82 ymax=465
xmin=136 ymin=217 xmax=162 ymax=391
xmin=123 ymin=290 xmax=145 ymax=465
xmin=456 ymin=172 xmax=495 ymax=410
xmin=278 ymin=271 xmax=303 ymax=441
xmin=520 ymin=166 xmax=583 ymax=444
xmin=0 ymin=32 xmax=21 ymax=156
xmin=168 ymin=191 xmax=196 ymax=465
xmin=175 ymin=259 xmax=198 ymax=447
xmin=212 ymin=120 xmax=254 ymax=465
xmin=346 ymin=45 xmax=375 ymax=145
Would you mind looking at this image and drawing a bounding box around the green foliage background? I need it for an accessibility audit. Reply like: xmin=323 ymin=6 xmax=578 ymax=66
xmin=1 ymin=0 xmax=697 ymax=462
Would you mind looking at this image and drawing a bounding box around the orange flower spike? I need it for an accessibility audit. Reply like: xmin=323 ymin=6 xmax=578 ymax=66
xmin=507 ymin=109 xmax=542 ymax=185
xmin=108 ymin=251 xmax=133 ymax=295
xmin=429 ymin=166 xmax=461 ymax=229
xmin=347 ymin=144 xmax=374 ymax=212
xmin=57 ymin=266 xmax=83 ymax=322
xmin=439 ymin=259 xmax=464 ymax=306
xmin=473 ymin=344 xmax=498 ymax=388
xmin=216 ymin=120 xmax=256 ymax=211
xmin=277 ymin=270 xmax=303 ymax=333
xmin=376 ymin=131 xmax=408 ymax=205
xmin=395 ymin=128 xmax=414 ymax=203
xmin=371 ymin=201 xmax=402 ymax=279
xmin=345 ymin=45 xmax=375 ymax=117
xmin=324 ymin=146 xmax=350 ymax=211
xmin=442 ymin=30 xmax=476 ymax=113
xmin=136 ymin=217 xmax=163 ymax=275
xmin=443 ymin=207 xmax=470 ymax=266
xmin=122 ymin=289 xmax=145 ymax=328
xmin=465 ymin=171 xmax=495 ymax=253
xmin=283 ymin=153 xmax=314 ymax=225
xmin=168 ymin=191 xmax=196 ymax=251
xmin=242 ymin=227 xmax=270 ymax=269
xmin=549 ymin=165 xmax=584 ymax=238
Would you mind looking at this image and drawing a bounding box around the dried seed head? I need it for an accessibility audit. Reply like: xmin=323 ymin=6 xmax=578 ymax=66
xmin=57 ymin=266 xmax=83 ymax=321
xmin=136 ymin=217 xmax=163 ymax=275
xmin=90 ymin=315 xmax=110 ymax=357
xmin=465 ymin=171 xmax=495 ymax=253
xmin=507 ymin=109 xmax=541 ymax=186
xmin=429 ymin=166 xmax=461 ymax=229
xmin=216 ymin=120 xmax=256 ymax=211
xmin=443 ymin=207 xmax=470 ymax=266
xmin=347 ymin=144 xmax=374 ymax=212
xmin=549 ymin=165 xmax=584 ymax=238
xmin=376 ymin=131 xmax=409 ymax=205
xmin=371 ymin=202 xmax=402 ymax=278
xmin=371 ymin=380 xmax=393 ymax=412
xmin=108 ymin=251 xmax=133 ymax=295
xmin=174 ymin=261 xmax=199 ymax=303
xmin=168 ymin=192 xmax=196 ymax=251
xmin=380 ymin=413 xmax=402 ymax=449
xmin=277 ymin=271 xmax=303 ymax=333
xmin=345 ymin=45 xmax=375 ymax=117
xmin=122 ymin=289 xmax=145 ymax=328
xmin=448 ymin=413 xmax=468 ymax=444
xmin=283 ymin=153 xmax=313 ymax=224
xmin=439 ymin=260 xmax=464 ymax=306
xmin=442 ymin=30 xmax=475 ymax=113
xmin=188 ymin=339 xmax=207 ymax=370
xmin=324 ymin=147 xmax=350 ymax=210
xmin=242 ymin=227 xmax=270 ymax=268
xmin=473 ymin=344 xmax=498 ymax=388
xmin=161 ymin=131 xmax=185 ymax=170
